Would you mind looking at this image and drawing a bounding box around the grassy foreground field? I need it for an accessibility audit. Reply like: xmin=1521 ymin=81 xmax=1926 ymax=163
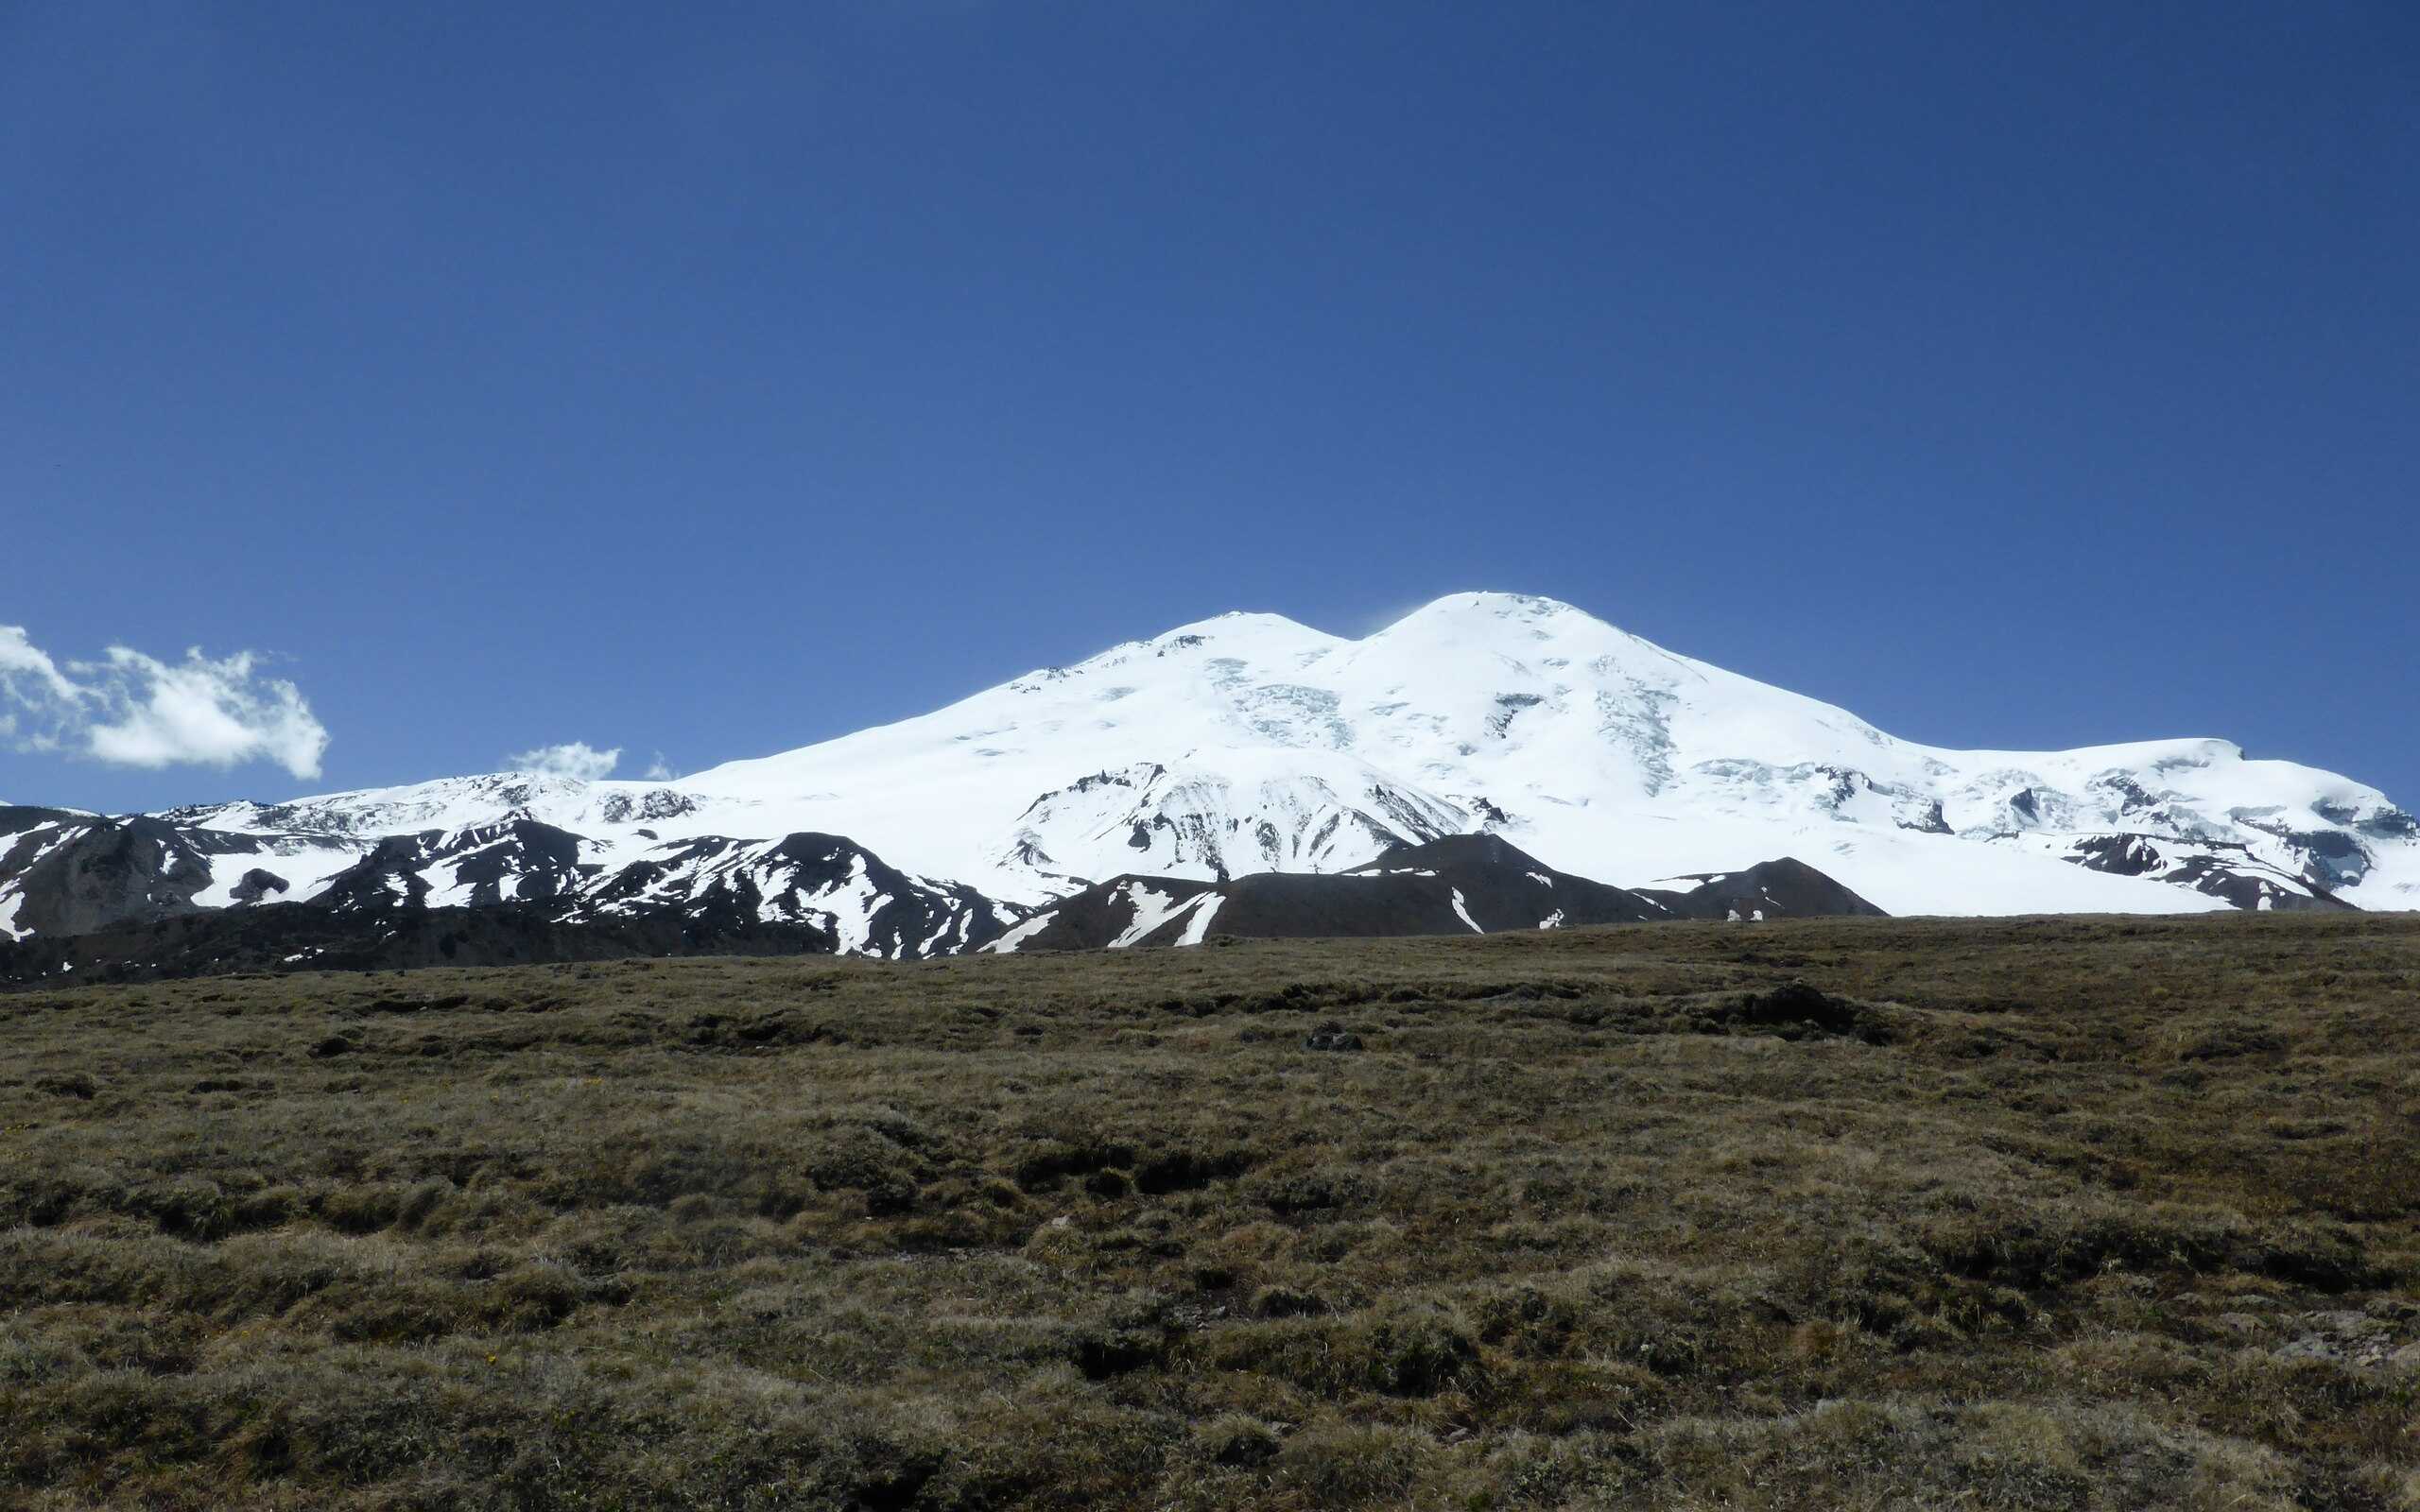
xmin=4 ymin=914 xmax=2419 ymax=1510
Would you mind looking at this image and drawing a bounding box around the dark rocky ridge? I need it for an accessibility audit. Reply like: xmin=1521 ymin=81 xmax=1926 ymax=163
xmin=0 ymin=900 xmax=840 ymax=987
xmin=0 ymin=806 xmax=1015 ymax=976
xmin=579 ymin=831 xmax=1019 ymax=958
xmin=2064 ymin=833 xmax=2356 ymax=913
xmin=0 ymin=812 xmax=213 ymax=936
xmin=992 ymin=835 xmax=1885 ymax=953
xmin=1 ymin=828 xmax=1889 ymax=982
xmin=1634 ymin=856 xmax=1890 ymax=921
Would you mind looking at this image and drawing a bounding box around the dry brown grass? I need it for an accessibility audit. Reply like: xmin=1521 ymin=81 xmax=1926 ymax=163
xmin=4 ymin=911 xmax=2418 ymax=1509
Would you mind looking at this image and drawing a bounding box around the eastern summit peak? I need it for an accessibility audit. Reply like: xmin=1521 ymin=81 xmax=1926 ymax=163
xmin=1376 ymin=592 xmax=1594 ymax=633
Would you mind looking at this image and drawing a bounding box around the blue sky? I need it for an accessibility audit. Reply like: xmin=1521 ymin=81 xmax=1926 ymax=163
xmin=4 ymin=1 xmax=2414 ymax=814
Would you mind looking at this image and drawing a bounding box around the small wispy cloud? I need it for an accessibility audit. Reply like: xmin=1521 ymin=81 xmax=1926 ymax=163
xmin=508 ymin=741 xmax=621 ymax=782
xmin=2 ymin=626 xmax=330 ymax=779
xmin=0 ymin=627 xmax=81 ymax=705
xmin=642 ymin=752 xmax=675 ymax=782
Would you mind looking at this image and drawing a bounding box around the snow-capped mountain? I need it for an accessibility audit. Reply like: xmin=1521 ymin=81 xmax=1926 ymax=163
xmin=632 ymin=592 xmax=2411 ymax=913
xmin=4 ymin=592 xmax=2411 ymax=958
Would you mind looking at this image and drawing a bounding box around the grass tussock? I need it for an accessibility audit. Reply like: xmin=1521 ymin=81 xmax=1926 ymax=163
xmin=3 ymin=911 xmax=2419 ymax=1507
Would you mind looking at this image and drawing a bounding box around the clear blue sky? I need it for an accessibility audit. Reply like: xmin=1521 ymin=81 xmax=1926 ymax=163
xmin=5 ymin=1 xmax=2414 ymax=814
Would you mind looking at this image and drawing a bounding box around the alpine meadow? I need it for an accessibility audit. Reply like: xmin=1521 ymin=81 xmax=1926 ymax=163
xmin=6 ymin=913 xmax=2420 ymax=1509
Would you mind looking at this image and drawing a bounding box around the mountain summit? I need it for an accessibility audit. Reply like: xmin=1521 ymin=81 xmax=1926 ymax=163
xmin=653 ymin=590 xmax=2413 ymax=913
xmin=4 ymin=593 xmax=2411 ymax=959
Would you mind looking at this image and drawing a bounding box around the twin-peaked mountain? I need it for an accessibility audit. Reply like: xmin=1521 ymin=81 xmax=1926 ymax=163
xmin=5 ymin=593 xmax=2411 ymax=977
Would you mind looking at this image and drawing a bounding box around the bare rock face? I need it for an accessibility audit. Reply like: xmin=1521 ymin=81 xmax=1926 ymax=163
xmin=1637 ymin=858 xmax=1888 ymax=920
xmin=228 ymin=868 xmax=290 ymax=904
xmin=984 ymin=835 xmax=1884 ymax=954
xmin=2 ymin=804 xmax=1017 ymax=973
xmin=0 ymin=813 xmax=212 ymax=936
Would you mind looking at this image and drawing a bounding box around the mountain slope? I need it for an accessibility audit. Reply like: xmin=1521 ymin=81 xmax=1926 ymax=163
xmin=1635 ymin=857 xmax=1891 ymax=921
xmin=615 ymin=593 xmax=2412 ymax=913
xmin=983 ymin=833 xmax=1674 ymax=952
xmin=982 ymin=834 xmax=1887 ymax=954
xmin=0 ymin=807 xmax=1014 ymax=962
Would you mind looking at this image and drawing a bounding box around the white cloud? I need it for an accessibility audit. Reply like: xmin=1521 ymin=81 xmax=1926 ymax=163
xmin=1 ymin=626 xmax=80 ymax=704
xmin=81 ymin=647 xmax=331 ymax=779
xmin=2 ymin=626 xmax=330 ymax=779
xmin=509 ymin=741 xmax=621 ymax=782
xmin=642 ymin=752 xmax=675 ymax=781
